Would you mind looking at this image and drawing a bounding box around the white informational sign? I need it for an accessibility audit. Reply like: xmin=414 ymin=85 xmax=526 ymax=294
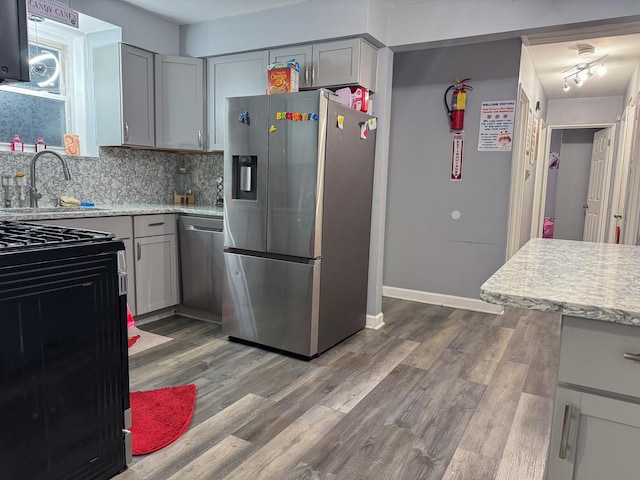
xmin=451 ymin=132 xmax=464 ymax=181
xmin=28 ymin=0 xmax=79 ymax=28
xmin=477 ymin=100 xmax=516 ymax=151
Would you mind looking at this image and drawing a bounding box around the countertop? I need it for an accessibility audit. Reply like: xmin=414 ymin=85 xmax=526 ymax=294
xmin=480 ymin=238 xmax=640 ymax=326
xmin=0 ymin=204 xmax=223 ymax=221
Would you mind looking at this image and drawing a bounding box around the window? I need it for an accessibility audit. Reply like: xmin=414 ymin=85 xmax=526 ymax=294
xmin=0 ymin=39 xmax=70 ymax=148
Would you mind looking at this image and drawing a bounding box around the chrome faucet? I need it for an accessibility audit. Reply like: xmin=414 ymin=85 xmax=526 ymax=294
xmin=29 ymin=150 xmax=72 ymax=207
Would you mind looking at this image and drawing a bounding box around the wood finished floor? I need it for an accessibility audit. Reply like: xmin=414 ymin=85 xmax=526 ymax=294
xmin=116 ymin=297 xmax=561 ymax=480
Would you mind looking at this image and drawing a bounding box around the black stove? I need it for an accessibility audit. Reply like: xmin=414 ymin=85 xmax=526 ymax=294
xmin=0 ymin=220 xmax=115 ymax=250
xmin=0 ymin=220 xmax=130 ymax=480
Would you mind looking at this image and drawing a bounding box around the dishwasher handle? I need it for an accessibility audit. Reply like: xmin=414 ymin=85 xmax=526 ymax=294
xmin=182 ymin=224 xmax=223 ymax=233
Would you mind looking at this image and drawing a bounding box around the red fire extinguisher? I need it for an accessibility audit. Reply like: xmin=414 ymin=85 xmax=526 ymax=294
xmin=444 ymin=78 xmax=472 ymax=131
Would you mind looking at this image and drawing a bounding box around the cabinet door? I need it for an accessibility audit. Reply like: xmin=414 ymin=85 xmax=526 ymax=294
xmin=155 ymin=55 xmax=205 ymax=150
xmin=270 ymin=45 xmax=312 ymax=89
xmin=311 ymin=38 xmax=377 ymax=91
xmin=207 ymin=51 xmax=269 ymax=151
xmin=548 ymin=387 xmax=640 ymax=479
xmin=121 ymin=45 xmax=155 ymax=147
xmin=135 ymin=234 xmax=178 ymax=315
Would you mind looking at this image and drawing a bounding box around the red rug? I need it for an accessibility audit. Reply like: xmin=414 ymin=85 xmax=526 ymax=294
xmin=130 ymin=384 xmax=197 ymax=455
xmin=128 ymin=335 xmax=141 ymax=348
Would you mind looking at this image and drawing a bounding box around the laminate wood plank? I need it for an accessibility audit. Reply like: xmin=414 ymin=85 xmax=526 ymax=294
xmin=232 ymin=363 xmax=355 ymax=446
xmin=457 ymin=359 xmax=529 ymax=460
xmin=303 ymin=363 xmax=427 ymax=475
xmin=382 ymin=303 xmax=455 ymax=343
xmin=376 ymin=379 xmax=486 ymax=480
xmin=400 ymin=318 xmax=465 ymax=370
xmin=164 ymin=435 xmax=255 ymax=480
xmin=115 ymin=393 xmax=275 ymax=480
xmin=279 ymin=462 xmax=337 ymax=480
xmin=441 ymin=448 xmax=499 ymax=480
xmin=222 ymin=405 xmax=344 ymax=480
xmin=319 ymin=336 xmax=419 ymax=413
xmin=494 ymin=393 xmax=554 ymax=480
xmin=523 ymin=333 xmax=561 ymax=398
xmin=458 ymin=326 xmax=513 ymax=385
xmin=486 ymin=307 xmax=518 ymax=329
xmin=388 ymin=349 xmax=472 ymax=433
xmin=501 ymin=309 xmax=547 ymax=365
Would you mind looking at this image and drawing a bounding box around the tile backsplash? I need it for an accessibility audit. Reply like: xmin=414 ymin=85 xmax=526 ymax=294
xmin=0 ymin=147 xmax=223 ymax=208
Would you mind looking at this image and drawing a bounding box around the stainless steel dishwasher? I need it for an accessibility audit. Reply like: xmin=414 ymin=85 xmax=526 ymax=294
xmin=178 ymin=215 xmax=224 ymax=320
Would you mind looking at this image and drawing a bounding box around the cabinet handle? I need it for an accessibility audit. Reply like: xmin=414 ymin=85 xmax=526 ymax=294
xmin=312 ymin=64 xmax=316 ymax=86
xmin=136 ymin=242 xmax=141 ymax=261
xmin=148 ymin=222 xmax=164 ymax=227
xmin=305 ymin=65 xmax=309 ymax=86
xmin=624 ymin=352 xmax=640 ymax=361
xmin=198 ymin=130 xmax=202 ymax=147
xmin=124 ymin=122 xmax=129 ymax=142
xmin=559 ymin=403 xmax=573 ymax=459
xmin=614 ymin=214 xmax=623 ymax=219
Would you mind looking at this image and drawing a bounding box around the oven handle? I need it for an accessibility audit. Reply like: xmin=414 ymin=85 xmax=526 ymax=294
xmin=137 ymin=242 xmax=141 ymax=261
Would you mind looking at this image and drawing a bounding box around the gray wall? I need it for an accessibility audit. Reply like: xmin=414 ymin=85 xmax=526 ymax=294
xmin=384 ymin=38 xmax=521 ymax=299
xmin=553 ymin=128 xmax=599 ymax=241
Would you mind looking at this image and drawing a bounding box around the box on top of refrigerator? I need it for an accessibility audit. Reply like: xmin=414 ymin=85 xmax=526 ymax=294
xmin=267 ymin=60 xmax=299 ymax=95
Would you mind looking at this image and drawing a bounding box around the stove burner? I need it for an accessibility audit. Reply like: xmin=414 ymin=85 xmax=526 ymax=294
xmin=0 ymin=221 xmax=115 ymax=250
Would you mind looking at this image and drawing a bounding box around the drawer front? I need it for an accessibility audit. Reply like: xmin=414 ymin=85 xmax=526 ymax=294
xmin=134 ymin=214 xmax=176 ymax=237
xmin=559 ymin=316 xmax=640 ymax=398
xmin=35 ymin=216 xmax=133 ymax=239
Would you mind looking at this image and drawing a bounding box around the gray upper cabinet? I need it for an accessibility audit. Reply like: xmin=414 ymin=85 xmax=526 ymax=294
xmin=207 ymin=50 xmax=269 ymax=151
xmin=312 ymin=38 xmax=377 ymax=92
xmin=94 ymin=43 xmax=155 ymax=147
xmin=269 ymin=45 xmax=313 ymax=89
xmin=155 ymin=55 xmax=205 ymax=150
xmin=269 ymin=38 xmax=378 ymax=92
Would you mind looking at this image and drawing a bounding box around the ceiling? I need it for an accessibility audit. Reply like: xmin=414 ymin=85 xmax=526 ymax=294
xmin=116 ymin=0 xmax=426 ymax=26
xmin=524 ymin=29 xmax=640 ymax=100
xmin=116 ymin=0 xmax=640 ymax=101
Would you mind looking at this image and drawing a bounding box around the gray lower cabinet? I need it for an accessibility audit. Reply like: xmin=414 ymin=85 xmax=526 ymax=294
xmin=547 ymin=316 xmax=640 ymax=479
xmin=134 ymin=214 xmax=178 ymax=315
xmin=548 ymin=387 xmax=640 ymax=479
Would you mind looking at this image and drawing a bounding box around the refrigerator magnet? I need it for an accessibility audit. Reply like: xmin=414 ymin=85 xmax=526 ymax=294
xmin=337 ymin=115 xmax=344 ymax=129
xmin=367 ymin=118 xmax=377 ymax=130
xmin=360 ymin=122 xmax=368 ymax=139
xmin=269 ymin=125 xmax=277 ymax=133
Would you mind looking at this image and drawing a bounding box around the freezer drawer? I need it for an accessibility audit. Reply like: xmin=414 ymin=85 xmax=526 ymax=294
xmin=222 ymin=252 xmax=320 ymax=357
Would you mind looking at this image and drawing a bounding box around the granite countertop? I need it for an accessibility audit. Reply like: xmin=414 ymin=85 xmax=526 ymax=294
xmin=481 ymin=238 xmax=640 ymax=326
xmin=0 ymin=204 xmax=224 ymax=221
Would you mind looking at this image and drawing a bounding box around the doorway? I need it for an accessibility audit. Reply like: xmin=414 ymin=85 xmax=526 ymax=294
xmin=541 ymin=128 xmax=601 ymax=240
xmin=531 ymin=124 xmax=615 ymax=243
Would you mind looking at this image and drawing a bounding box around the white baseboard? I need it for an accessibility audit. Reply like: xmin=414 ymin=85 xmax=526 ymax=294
xmin=382 ymin=286 xmax=504 ymax=315
xmin=366 ymin=312 xmax=385 ymax=330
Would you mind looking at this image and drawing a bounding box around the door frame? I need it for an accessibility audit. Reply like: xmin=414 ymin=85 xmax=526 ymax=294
xmin=505 ymin=84 xmax=530 ymax=259
xmin=525 ymin=122 xmax=616 ymax=241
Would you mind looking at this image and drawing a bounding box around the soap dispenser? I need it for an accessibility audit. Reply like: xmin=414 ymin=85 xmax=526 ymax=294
xmin=35 ymin=137 xmax=46 ymax=152
xmin=10 ymin=135 xmax=24 ymax=152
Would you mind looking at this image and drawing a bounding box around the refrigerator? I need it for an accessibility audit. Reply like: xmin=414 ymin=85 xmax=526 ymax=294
xmin=222 ymin=89 xmax=377 ymax=357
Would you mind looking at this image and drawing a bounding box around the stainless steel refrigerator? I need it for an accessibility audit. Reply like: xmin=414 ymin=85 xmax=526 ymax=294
xmin=222 ymin=89 xmax=377 ymax=357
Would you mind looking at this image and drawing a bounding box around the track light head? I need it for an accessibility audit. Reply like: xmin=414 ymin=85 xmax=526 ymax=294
xmin=562 ymin=81 xmax=570 ymax=92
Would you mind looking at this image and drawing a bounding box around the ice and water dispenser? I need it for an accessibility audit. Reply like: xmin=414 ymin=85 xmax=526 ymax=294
xmin=232 ymin=155 xmax=257 ymax=200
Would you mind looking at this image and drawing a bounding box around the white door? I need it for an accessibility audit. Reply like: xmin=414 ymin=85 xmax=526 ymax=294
xmin=583 ymin=128 xmax=613 ymax=242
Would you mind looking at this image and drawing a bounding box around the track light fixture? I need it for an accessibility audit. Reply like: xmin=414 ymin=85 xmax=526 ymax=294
xmin=561 ymin=55 xmax=608 ymax=93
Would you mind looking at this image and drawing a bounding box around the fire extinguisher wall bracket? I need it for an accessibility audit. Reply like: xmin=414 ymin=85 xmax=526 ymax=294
xmin=444 ymin=78 xmax=472 ymax=131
